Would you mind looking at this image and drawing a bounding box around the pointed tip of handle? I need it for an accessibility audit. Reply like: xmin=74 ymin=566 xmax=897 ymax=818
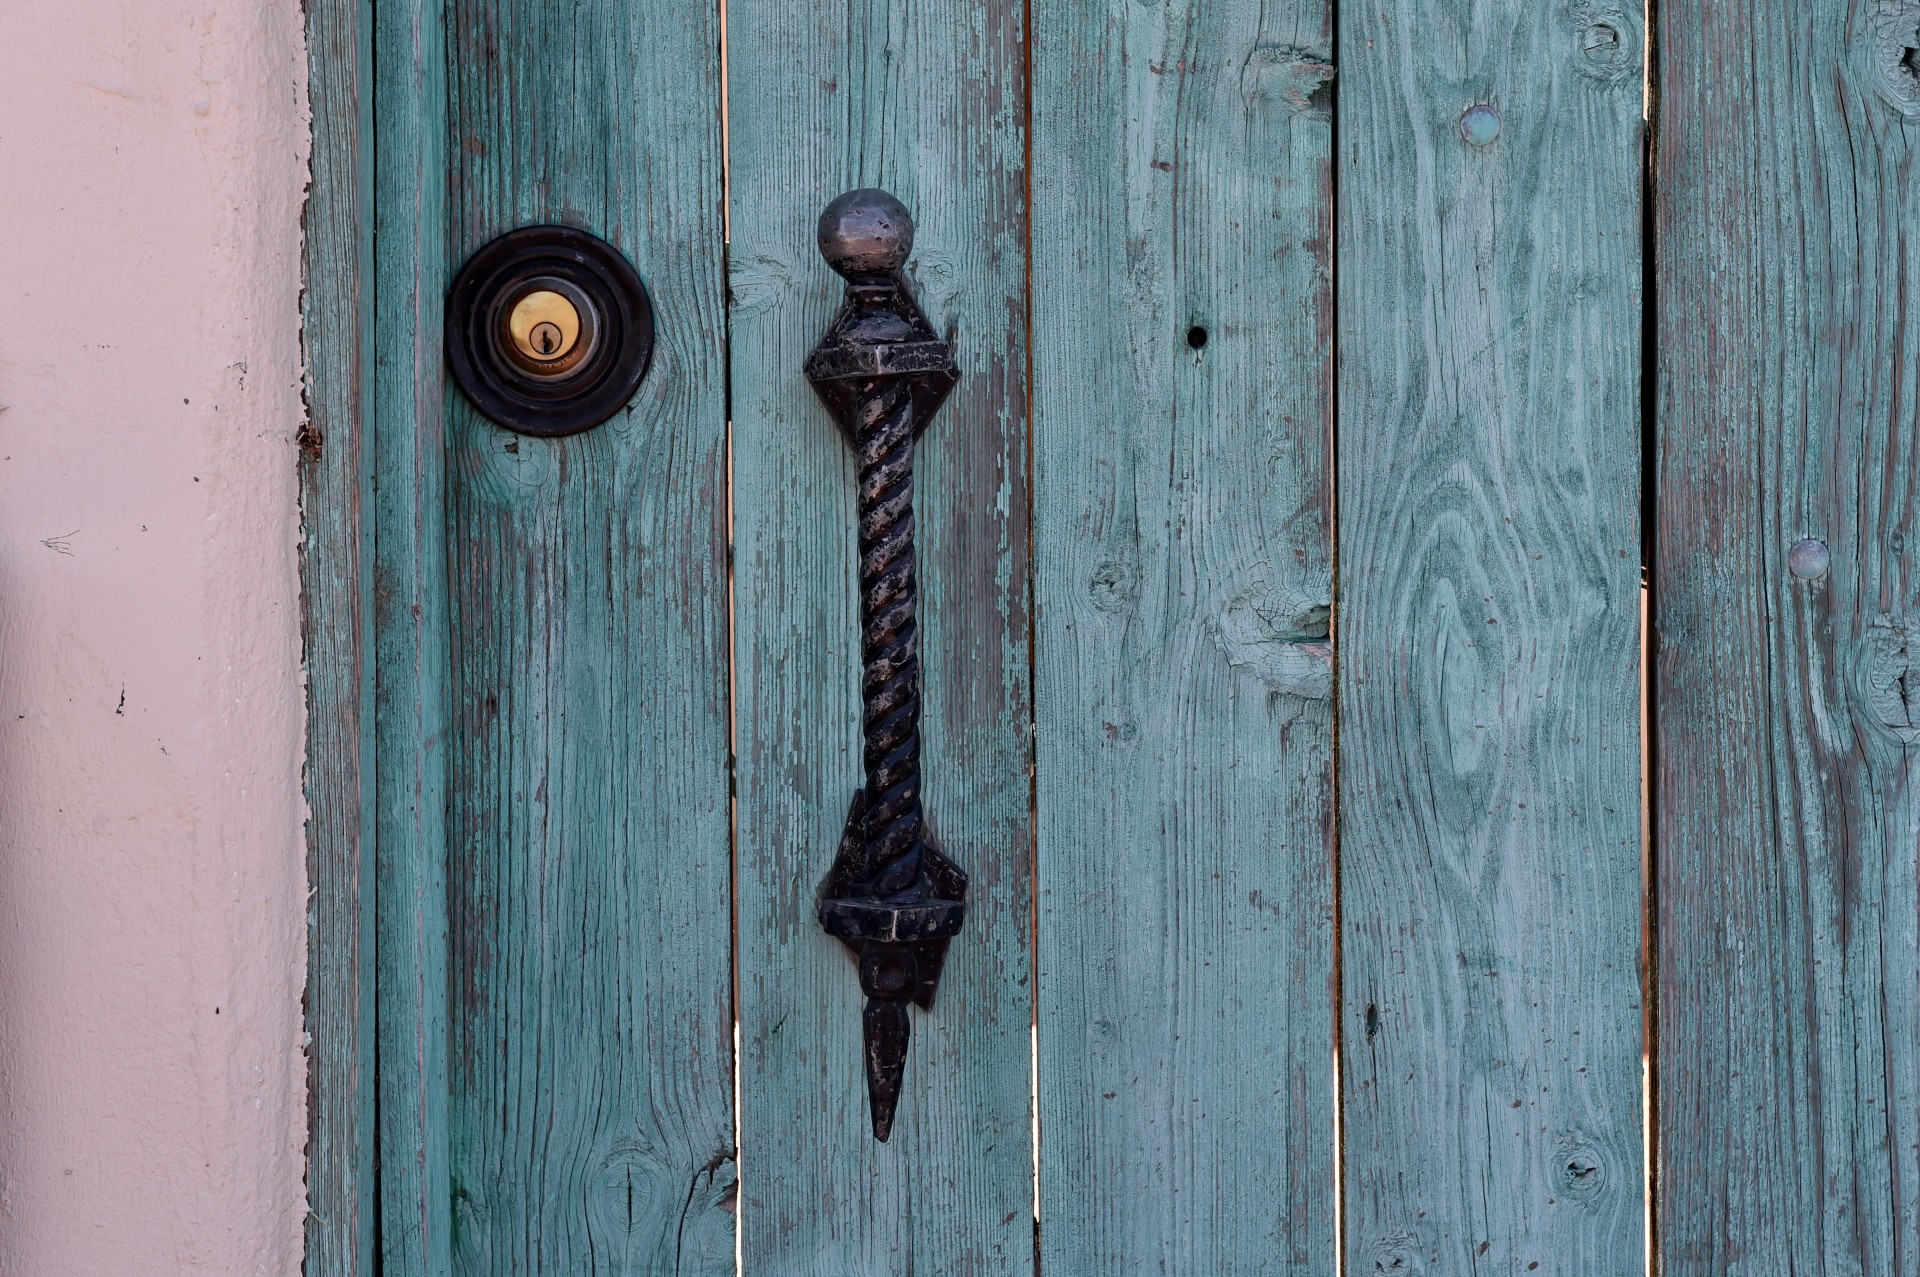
xmin=819 ymin=189 xmax=914 ymax=278
xmin=862 ymin=996 xmax=911 ymax=1142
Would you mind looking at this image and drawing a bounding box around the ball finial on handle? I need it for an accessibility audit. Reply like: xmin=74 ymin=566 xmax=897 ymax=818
xmin=818 ymin=188 xmax=915 ymax=278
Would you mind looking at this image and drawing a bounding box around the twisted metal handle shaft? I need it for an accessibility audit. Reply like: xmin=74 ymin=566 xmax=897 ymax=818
xmin=855 ymin=378 xmax=925 ymax=895
xmin=805 ymin=189 xmax=965 ymax=1142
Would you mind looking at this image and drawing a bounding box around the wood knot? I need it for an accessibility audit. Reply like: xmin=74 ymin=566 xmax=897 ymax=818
xmin=1088 ymin=560 xmax=1138 ymax=612
xmin=1367 ymin=1230 xmax=1422 ymax=1273
xmin=1858 ymin=622 xmax=1920 ymax=744
xmin=1567 ymin=4 xmax=1640 ymax=84
xmin=726 ymin=251 xmax=796 ymax=313
xmin=1554 ymin=1132 xmax=1608 ymax=1204
xmin=1240 ymin=45 xmax=1335 ymax=115
xmin=1861 ymin=4 xmax=1920 ymax=115
xmin=1209 ymin=574 xmax=1332 ymax=700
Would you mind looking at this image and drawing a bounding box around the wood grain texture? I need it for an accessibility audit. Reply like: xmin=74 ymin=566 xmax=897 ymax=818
xmin=1335 ymin=2 xmax=1646 ymax=1272
xmin=439 ymin=3 xmax=736 ymax=1273
xmin=300 ymin=0 xmax=374 ymax=1272
xmin=1656 ymin=3 xmax=1920 ymax=1271
xmin=727 ymin=2 xmax=1035 ymax=1271
xmin=1030 ymin=3 xmax=1336 ymax=1271
xmin=371 ymin=0 xmax=453 ymax=1268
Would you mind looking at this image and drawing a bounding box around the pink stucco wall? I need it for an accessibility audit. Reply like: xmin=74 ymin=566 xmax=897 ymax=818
xmin=0 ymin=2 xmax=310 ymax=1272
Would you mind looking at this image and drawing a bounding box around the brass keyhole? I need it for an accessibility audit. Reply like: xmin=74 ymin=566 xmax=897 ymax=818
xmin=507 ymin=289 xmax=582 ymax=365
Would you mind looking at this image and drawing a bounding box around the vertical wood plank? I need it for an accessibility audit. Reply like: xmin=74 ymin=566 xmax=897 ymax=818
xmin=1656 ymin=4 xmax=1920 ymax=1270
xmin=438 ymin=3 xmax=737 ymax=1273
xmin=1335 ymin=2 xmax=1646 ymax=1271
xmin=300 ymin=0 xmax=374 ymax=1271
xmin=371 ymin=0 xmax=453 ymax=1267
xmin=728 ymin=2 xmax=1035 ymax=1270
xmin=1030 ymin=2 xmax=1337 ymax=1270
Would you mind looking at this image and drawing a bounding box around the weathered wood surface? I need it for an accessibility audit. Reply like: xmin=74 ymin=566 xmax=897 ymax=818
xmin=1656 ymin=4 xmax=1920 ymax=1271
xmin=1335 ymin=3 xmax=1646 ymax=1272
xmin=370 ymin=0 xmax=453 ymax=1269
xmin=299 ymin=0 xmax=374 ymax=1272
xmin=727 ymin=1 xmax=1035 ymax=1270
xmin=1030 ymin=3 xmax=1336 ymax=1270
xmin=436 ymin=2 xmax=737 ymax=1273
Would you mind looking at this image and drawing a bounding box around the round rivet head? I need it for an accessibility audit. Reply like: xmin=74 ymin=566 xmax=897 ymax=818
xmin=1789 ymin=538 xmax=1831 ymax=580
xmin=859 ymin=947 xmax=916 ymax=997
xmin=1460 ymin=104 xmax=1502 ymax=145
xmin=818 ymin=188 xmax=915 ymax=278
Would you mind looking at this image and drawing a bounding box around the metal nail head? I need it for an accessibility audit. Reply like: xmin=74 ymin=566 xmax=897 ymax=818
xmin=1460 ymin=104 xmax=1502 ymax=145
xmin=1788 ymin=538 xmax=1831 ymax=580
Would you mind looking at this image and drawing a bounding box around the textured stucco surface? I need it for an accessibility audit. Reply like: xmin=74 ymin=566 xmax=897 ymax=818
xmin=0 ymin=2 xmax=310 ymax=1272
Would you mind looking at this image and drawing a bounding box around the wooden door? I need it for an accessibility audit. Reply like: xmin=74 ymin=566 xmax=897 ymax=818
xmin=298 ymin=0 xmax=1920 ymax=1273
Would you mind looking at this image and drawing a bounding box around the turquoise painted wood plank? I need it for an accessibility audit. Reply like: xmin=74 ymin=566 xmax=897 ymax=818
xmin=371 ymin=0 xmax=453 ymax=1267
xmin=1030 ymin=3 xmax=1336 ymax=1271
xmin=1334 ymin=3 xmax=1645 ymax=1271
xmin=1656 ymin=5 xmax=1920 ymax=1270
xmin=300 ymin=0 xmax=374 ymax=1271
xmin=437 ymin=2 xmax=736 ymax=1273
xmin=727 ymin=2 xmax=1035 ymax=1270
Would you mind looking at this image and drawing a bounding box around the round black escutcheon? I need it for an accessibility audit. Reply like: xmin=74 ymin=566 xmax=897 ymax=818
xmin=445 ymin=225 xmax=654 ymax=437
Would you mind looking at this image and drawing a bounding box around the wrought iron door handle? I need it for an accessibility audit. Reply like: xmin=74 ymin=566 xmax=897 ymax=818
xmin=805 ymin=190 xmax=966 ymax=1142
